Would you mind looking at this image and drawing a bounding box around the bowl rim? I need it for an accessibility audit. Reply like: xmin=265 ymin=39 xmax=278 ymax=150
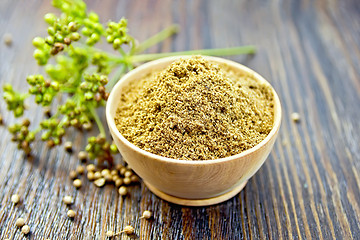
xmin=106 ymin=55 xmax=282 ymax=166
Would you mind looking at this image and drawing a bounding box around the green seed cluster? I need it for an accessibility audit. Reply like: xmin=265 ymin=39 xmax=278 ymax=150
xmin=32 ymin=36 xmax=51 ymax=65
xmin=106 ymin=18 xmax=131 ymax=50
xmin=27 ymin=74 xmax=59 ymax=106
xmin=33 ymin=11 xmax=82 ymax=65
xmin=45 ymin=47 xmax=88 ymax=84
xmin=59 ymin=99 xmax=91 ymax=128
xmin=85 ymin=135 xmax=117 ymax=161
xmin=9 ymin=119 xmax=35 ymax=155
xmin=40 ymin=119 xmax=65 ymax=146
xmin=1 ymin=0 xmax=179 ymax=162
xmin=80 ymin=74 xmax=109 ymax=101
xmin=81 ymin=12 xmax=104 ymax=46
xmin=3 ymin=84 xmax=27 ymax=117
xmin=52 ymin=0 xmax=87 ymax=19
xmin=85 ymin=162 xmax=138 ymax=191
xmin=92 ymin=52 xmax=110 ymax=74
xmin=1 ymin=0 xmax=134 ymax=157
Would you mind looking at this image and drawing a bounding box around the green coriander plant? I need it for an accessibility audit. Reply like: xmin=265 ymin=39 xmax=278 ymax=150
xmin=2 ymin=0 xmax=256 ymax=163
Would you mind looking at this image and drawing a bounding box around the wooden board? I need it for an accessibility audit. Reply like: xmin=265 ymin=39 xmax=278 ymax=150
xmin=0 ymin=0 xmax=359 ymax=239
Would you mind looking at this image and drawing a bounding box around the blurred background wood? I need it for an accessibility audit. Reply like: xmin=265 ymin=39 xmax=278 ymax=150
xmin=0 ymin=0 xmax=359 ymax=239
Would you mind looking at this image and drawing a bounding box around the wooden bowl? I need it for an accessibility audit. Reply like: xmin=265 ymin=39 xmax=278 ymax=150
xmin=106 ymin=56 xmax=281 ymax=206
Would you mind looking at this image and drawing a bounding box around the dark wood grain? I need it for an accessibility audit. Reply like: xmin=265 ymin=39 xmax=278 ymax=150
xmin=1 ymin=0 xmax=359 ymax=239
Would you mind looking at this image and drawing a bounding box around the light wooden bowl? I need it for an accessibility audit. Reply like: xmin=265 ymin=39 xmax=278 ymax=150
xmin=106 ymin=56 xmax=281 ymax=206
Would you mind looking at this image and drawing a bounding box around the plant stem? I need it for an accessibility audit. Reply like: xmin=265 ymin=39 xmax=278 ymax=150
xmin=133 ymin=25 xmax=179 ymax=54
xmin=130 ymin=46 xmax=256 ymax=63
xmin=87 ymin=104 xmax=105 ymax=137
xmin=58 ymin=115 xmax=68 ymax=128
xmin=73 ymin=42 xmax=126 ymax=63
xmin=118 ymin=47 xmax=126 ymax=57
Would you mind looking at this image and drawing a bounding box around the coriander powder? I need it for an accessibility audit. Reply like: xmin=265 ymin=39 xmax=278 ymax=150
xmin=115 ymin=56 xmax=274 ymax=160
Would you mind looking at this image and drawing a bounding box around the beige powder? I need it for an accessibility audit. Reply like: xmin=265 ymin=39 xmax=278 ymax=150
xmin=115 ymin=56 xmax=274 ymax=160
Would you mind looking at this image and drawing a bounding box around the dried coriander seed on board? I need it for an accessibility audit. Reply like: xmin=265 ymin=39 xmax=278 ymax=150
xmin=21 ymin=225 xmax=30 ymax=234
xmin=130 ymin=175 xmax=139 ymax=183
xmin=140 ymin=210 xmax=152 ymax=219
xmin=78 ymin=151 xmax=88 ymax=162
xmin=94 ymin=171 xmax=101 ymax=179
xmin=11 ymin=194 xmax=20 ymax=204
xmin=69 ymin=170 xmax=77 ymax=179
xmin=115 ymin=178 xmax=123 ymax=187
xmin=67 ymin=209 xmax=76 ymax=218
xmin=15 ymin=218 xmax=25 ymax=227
xmin=118 ymin=186 xmax=127 ymax=196
xmin=73 ymin=179 xmax=82 ymax=188
xmin=94 ymin=178 xmax=106 ymax=187
xmin=291 ymin=112 xmax=301 ymax=122
xmin=121 ymin=225 xmax=134 ymax=235
xmin=87 ymin=171 xmax=95 ymax=181
xmin=64 ymin=141 xmax=73 ymax=152
xmin=115 ymin=56 xmax=275 ymax=161
xmin=86 ymin=164 xmax=96 ymax=172
xmin=106 ymin=230 xmax=114 ymax=237
xmin=63 ymin=195 xmax=73 ymax=205
xmin=3 ymin=33 xmax=13 ymax=46
xmin=123 ymin=177 xmax=131 ymax=185
xmin=76 ymin=165 xmax=85 ymax=175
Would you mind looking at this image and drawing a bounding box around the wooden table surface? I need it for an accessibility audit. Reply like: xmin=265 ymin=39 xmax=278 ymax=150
xmin=1 ymin=0 xmax=359 ymax=239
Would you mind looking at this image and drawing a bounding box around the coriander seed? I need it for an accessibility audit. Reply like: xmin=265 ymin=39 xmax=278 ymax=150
xmin=64 ymin=141 xmax=73 ymax=152
xmin=73 ymin=179 xmax=82 ymax=188
xmin=115 ymin=164 xmax=123 ymax=171
xmin=83 ymin=122 xmax=92 ymax=130
xmin=78 ymin=151 xmax=88 ymax=162
xmin=87 ymin=171 xmax=95 ymax=181
xmin=15 ymin=217 xmax=25 ymax=227
xmin=118 ymin=186 xmax=127 ymax=196
xmin=76 ymin=165 xmax=85 ymax=175
xmin=111 ymin=170 xmax=118 ymax=176
xmin=119 ymin=167 xmax=127 ymax=176
xmin=43 ymin=107 xmax=52 ymax=118
xmin=21 ymin=225 xmax=30 ymax=234
xmin=86 ymin=164 xmax=96 ymax=172
xmin=94 ymin=178 xmax=106 ymax=187
xmin=112 ymin=175 xmax=120 ymax=182
xmin=115 ymin=178 xmax=123 ymax=187
xmin=63 ymin=195 xmax=73 ymax=205
xmin=106 ymin=230 xmax=114 ymax=237
xmin=124 ymin=170 xmax=133 ymax=178
xmin=94 ymin=171 xmax=101 ymax=179
xmin=130 ymin=175 xmax=139 ymax=183
xmin=47 ymin=140 xmax=55 ymax=148
xmin=3 ymin=33 xmax=13 ymax=46
xmin=69 ymin=170 xmax=77 ymax=179
xmin=123 ymin=177 xmax=131 ymax=185
xmin=101 ymin=169 xmax=110 ymax=177
xmin=121 ymin=225 xmax=134 ymax=235
xmin=104 ymin=174 xmax=113 ymax=182
xmin=291 ymin=112 xmax=301 ymax=122
xmin=11 ymin=194 xmax=20 ymax=204
xmin=140 ymin=210 xmax=152 ymax=219
xmin=67 ymin=209 xmax=76 ymax=218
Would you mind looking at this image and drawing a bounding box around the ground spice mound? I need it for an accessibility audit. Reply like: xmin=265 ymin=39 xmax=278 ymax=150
xmin=115 ymin=56 xmax=274 ymax=160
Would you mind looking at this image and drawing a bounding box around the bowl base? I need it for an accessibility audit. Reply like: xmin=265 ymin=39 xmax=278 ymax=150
xmin=144 ymin=180 xmax=248 ymax=206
